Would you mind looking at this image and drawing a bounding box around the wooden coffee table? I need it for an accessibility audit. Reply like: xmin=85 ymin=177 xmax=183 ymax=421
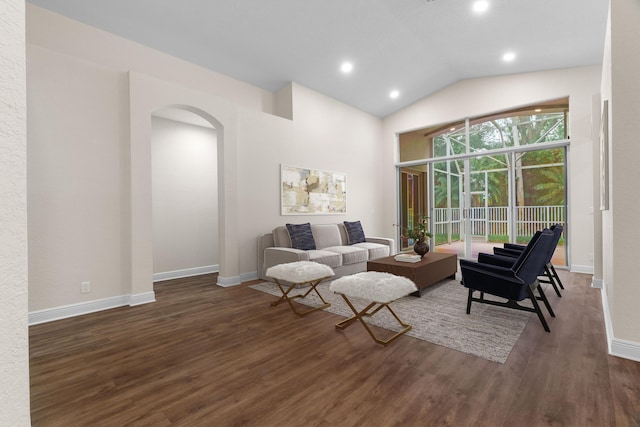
xmin=367 ymin=252 xmax=458 ymax=296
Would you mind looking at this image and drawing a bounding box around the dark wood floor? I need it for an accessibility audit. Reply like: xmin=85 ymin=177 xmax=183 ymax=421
xmin=30 ymin=271 xmax=640 ymax=426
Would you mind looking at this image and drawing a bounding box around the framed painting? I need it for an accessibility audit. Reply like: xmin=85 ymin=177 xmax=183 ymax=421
xmin=280 ymin=165 xmax=347 ymax=215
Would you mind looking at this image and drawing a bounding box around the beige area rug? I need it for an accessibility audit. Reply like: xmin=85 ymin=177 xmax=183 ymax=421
xmin=250 ymin=277 xmax=534 ymax=363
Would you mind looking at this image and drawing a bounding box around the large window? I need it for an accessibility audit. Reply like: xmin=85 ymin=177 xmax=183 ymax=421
xmin=397 ymin=99 xmax=568 ymax=265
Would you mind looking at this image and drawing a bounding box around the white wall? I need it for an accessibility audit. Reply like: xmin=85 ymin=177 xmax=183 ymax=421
xmin=381 ymin=66 xmax=602 ymax=273
xmin=235 ymin=83 xmax=386 ymax=276
xmin=26 ymin=6 xmax=385 ymax=315
xmin=26 ymin=5 xmax=275 ymax=115
xmin=27 ymin=44 xmax=128 ymax=311
xmin=600 ymin=0 xmax=640 ymax=355
xmin=290 ymin=83 xmax=384 ymax=236
xmin=151 ymin=117 xmax=218 ymax=276
xmin=0 ymin=0 xmax=30 ymax=424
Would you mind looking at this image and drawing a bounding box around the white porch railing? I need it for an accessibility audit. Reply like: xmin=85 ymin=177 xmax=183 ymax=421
xmin=433 ymin=206 xmax=565 ymax=242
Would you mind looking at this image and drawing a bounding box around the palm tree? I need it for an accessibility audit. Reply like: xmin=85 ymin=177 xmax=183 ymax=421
xmin=533 ymin=167 xmax=565 ymax=205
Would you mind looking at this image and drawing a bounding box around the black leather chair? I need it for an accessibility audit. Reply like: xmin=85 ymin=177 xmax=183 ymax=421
xmin=493 ymin=224 xmax=565 ymax=297
xmin=460 ymin=229 xmax=556 ymax=332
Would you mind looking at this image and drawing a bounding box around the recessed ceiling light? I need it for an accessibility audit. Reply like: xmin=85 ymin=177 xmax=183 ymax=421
xmin=502 ymin=52 xmax=516 ymax=62
xmin=534 ymin=108 xmax=542 ymax=112
xmin=450 ymin=127 xmax=456 ymax=131
xmin=472 ymin=1 xmax=489 ymax=13
xmin=340 ymin=62 xmax=353 ymax=74
xmin=390 ymin=90 xmax=400 ymax=99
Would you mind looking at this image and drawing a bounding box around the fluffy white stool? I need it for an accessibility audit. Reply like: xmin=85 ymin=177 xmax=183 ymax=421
xmin=265 ymin=261 xmax=335 ymax=317
xmin=330 ymin=271 xmax=418 ymax=346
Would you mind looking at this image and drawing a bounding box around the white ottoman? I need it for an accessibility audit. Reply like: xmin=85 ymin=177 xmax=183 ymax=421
xmin=265 ymin=261 xmax=335 ymax=317
xmin=330 ymin=271 xmax=417 ymax=345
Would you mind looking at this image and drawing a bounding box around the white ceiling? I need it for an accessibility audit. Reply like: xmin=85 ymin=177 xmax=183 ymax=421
xmin=27 ymin=0 xmax=609 ymax=118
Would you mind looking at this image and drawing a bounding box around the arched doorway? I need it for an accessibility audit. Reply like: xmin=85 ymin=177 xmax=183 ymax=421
xmin=128 ymin=72 xmax=241 ymax=303
xmin=151 ymin=107 xmax=219 ymax=281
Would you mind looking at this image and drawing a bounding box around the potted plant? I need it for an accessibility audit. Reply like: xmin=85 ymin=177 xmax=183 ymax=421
xmin=401 ymin=215 xmax=432 ymax=257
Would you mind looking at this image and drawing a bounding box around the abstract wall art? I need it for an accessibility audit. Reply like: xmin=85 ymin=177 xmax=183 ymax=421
xmin=280 ymin=165 xmax=347 ymax=215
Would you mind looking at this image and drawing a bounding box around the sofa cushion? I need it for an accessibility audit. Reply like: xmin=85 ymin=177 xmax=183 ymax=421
xmin=307 ymin=250 xmax=342 ymax=268
xmin=311 ymin=224 xmax=342 ymax=249
xmin=343 ymin=220 xmax=366 ymax=244
xmin=323 ymin=245 xmax=368 ymax=265
xmin=272 ymin=226 xmax=292 ymax=248
xmin=353 ymin=242 xmax=390 ymax=260
xmin=286 ymin=223 xmax=316 ymax=250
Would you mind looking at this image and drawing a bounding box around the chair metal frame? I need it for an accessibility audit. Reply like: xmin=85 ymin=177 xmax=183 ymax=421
xmin=271 ymin=276 xmax=332 ymax=317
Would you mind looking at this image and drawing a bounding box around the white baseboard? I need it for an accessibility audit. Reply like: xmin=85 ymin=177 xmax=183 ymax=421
xmin=611 ymin=338 xmax=640 ymax=362
xmin=600 ymin=285 xmax=640 ymax=362
xmin=601 ymin=286 xmax=614 ymax=346
xmin=216 ymin=275 xmax=242 ymax=287
xmin=213 ymin=271 xmax=257 ymax=287
xmin=591 ymin=277 xmax=603 ymax=288
xmin=240 ymin=271 xmax=258 ymax=283
xmin=153 ymin=266 xmax=257 ymax=287
xmin=130 ymin=291 xmax=156 ymax=306
xmin=153 ymin=265 xmax=219 ymax=282
xmin=29 ymin=291 xmax=156 ymax=325
xmin=570 ymin=264 xmax=594 ymax=274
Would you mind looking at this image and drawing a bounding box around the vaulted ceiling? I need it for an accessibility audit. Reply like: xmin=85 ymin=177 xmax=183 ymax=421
xmin=27 ymin=0 xmax=609 ymax=117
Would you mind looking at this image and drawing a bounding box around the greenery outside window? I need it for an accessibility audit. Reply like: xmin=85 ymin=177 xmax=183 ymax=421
xmin=397 ymin=98 xmax=569 ymax=265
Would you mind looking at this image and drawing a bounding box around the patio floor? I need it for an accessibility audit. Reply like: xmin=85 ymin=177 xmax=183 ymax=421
xmin=404 ymin=240 xmax=567 ymax=266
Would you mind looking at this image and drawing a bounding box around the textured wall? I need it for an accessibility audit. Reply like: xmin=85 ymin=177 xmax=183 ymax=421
xmin=0 ymin=0 xmax=31 ymax=424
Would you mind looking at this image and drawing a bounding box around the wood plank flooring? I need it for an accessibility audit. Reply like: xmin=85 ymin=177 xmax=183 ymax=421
xmin=29 ymin=271 xmax=640 ymax=426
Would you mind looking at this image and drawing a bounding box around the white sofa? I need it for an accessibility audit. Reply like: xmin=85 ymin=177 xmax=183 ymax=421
xmin=257 ymin=223 xmax=395 ymax=280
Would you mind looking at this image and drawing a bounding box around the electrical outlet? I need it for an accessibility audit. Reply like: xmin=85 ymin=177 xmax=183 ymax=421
xmin=81 ymin=281 xmax=91 ymax=293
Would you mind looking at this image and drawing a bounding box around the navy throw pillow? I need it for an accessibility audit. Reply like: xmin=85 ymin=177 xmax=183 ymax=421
xmin=344 ymin=221 xmax=366 ymax=244
xmin=286 ymin=223 xmax=316 ymax=250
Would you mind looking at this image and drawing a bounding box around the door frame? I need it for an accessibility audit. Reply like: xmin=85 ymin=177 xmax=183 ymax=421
xmin=396 ymin=140 xmax=570 ymax=262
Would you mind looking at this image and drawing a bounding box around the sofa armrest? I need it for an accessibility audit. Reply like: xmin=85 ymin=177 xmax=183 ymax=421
xmin=365 ymin=237 xmax=395 ymax=255
xmin=262 ymin=247 xmax=310 ymax=279
xmin=257 ymin=233 xmax=275 ymax=280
